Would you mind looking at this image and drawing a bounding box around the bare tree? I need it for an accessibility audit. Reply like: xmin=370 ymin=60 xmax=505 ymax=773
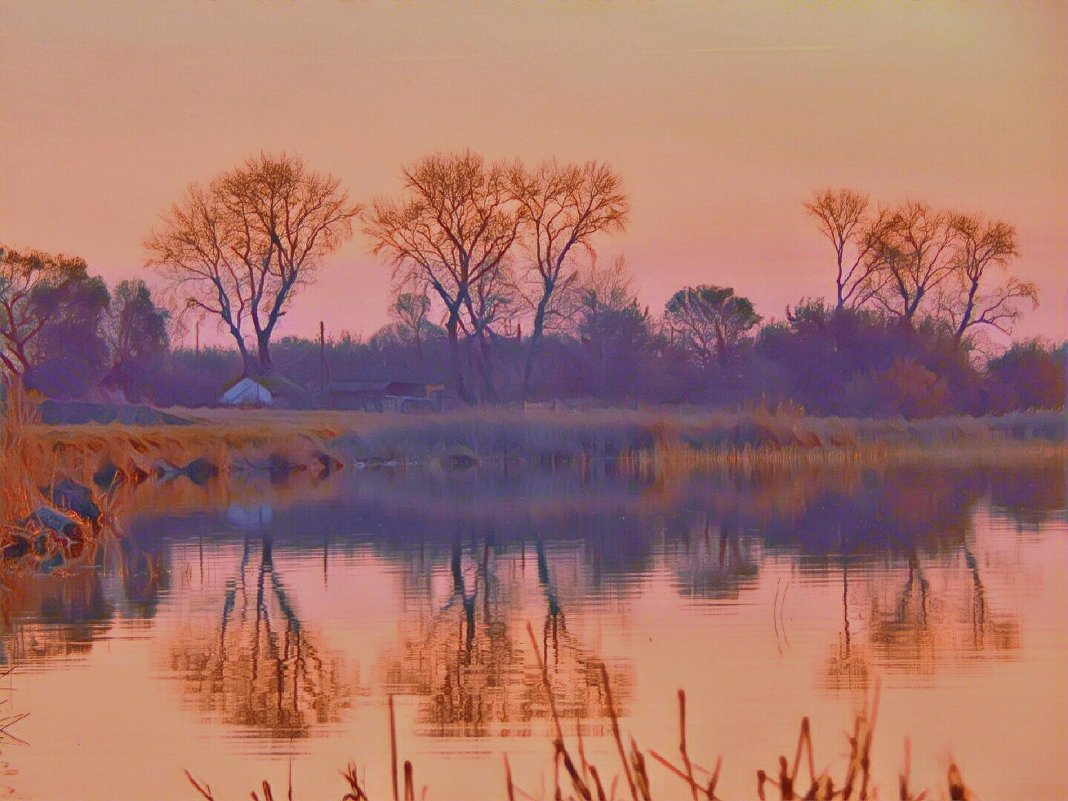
xmin=804 ymin=188 xmax=890 ymax=311
xmin=510 ymin=160 xmax=629 ymax=398
xmin=577 ymin=254 xmax=638 ymax=316
xmin=364 ymin=150 xmax=521 ymax=403
xmin=146 ymin=152 xmax=360 ymax=376
xmin=941 ymin=213 xmax=1036 ymax=341
xmin=459 ymin=262 xmax=519 ymax=402
xmin=0 ymin=246 xmax=91 ymax=379
xmin=389 ymin=289 xmax=432 ymax=362
xmin=145 ymin=186 xmax=252 ymax=369
xmin=868 ymin=200 xmax=960 ymax=326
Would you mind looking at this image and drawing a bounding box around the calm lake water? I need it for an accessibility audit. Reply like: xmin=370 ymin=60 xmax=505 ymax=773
xmin=2 ymin=460 xmax=1065 ymax=800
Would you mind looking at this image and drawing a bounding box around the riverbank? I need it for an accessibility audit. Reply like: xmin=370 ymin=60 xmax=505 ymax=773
xmin=7 ymin=405 xmax=1068 ymax=492
xmin=2 ymin=402 xmax=1061 ymax=558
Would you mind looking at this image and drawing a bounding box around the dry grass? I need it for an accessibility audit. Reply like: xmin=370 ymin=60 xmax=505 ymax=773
xmin=0 ymin=383 xmax=43 ymax=526
xmin=1 ymin=385 xmax=116 ymax=564
xmin=23 ymin=406 xmax=1063 ymax=485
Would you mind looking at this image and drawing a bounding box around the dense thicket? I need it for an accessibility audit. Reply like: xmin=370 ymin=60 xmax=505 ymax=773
xmin=129 ymin=299 xmax=1064 ymax=416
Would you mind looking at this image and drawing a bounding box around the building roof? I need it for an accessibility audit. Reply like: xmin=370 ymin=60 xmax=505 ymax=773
xmin=330 ymin=365 xmax=431 ymax=394
xmin=219 ymin=377 xmax=273 ymax=406
xmin=329 ymin=379 xmax=396 ymax=393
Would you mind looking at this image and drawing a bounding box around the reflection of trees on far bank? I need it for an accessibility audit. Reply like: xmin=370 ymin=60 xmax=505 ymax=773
xmin=987 ymin=464 xmax=1066 ymax=529
xmin=165 ymin=534 xmax=353 ymax=739
xmin=796 ymin=466 xmax=1034 ymax=692
xmin=658 ymin=508 xmax=761 ymax=600
xmin=380 ymin=535 xmax=632 ymax=738
xmin=4 ymin=458 xmax=1061 ymax=727
xmin=820 ymin=543 xmax=1022 ymax=691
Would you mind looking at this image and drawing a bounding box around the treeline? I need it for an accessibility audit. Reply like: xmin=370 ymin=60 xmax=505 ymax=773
xmin=0 ymin=247 xmax=168 ymax=401
xmin=1 ymin=151 xmax=1064 ymax=415
xmin=148 ymin=273 xmax=1064 ymax=416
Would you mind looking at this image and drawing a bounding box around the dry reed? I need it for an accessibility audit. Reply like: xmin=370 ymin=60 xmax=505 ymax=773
xmin=7 ymin=405 xmax=1062 ymax=508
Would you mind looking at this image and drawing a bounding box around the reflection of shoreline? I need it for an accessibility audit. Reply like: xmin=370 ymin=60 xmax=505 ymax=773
xmin=122 ymin=459 xmax=1066 ymax=556
xmin=1 ymin=461 xmax=1061 ymax=744
xmin=0 ymin=539 xmax=164 ymax=667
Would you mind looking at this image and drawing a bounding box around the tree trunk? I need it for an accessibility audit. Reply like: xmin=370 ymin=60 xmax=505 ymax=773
xmin=226 ymin=326 xmax=254 ymax=378
xmin=256 ymin=333 xmax=273 ymax=376
xmin=955 ymin=280 xmax=980 ymax=341
xmin=476 ymin=330 xmax=498 ymax=404
xmin=715 ymin=326 xmax=727 ymax=365
xmin=446 ymin=313 xmax=471 ymax=404
xmin=522 ymin=290 xmax=552 ymax=401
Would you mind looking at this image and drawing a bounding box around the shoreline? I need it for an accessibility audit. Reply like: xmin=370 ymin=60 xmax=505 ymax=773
xmin=23 ymin=406 xmax=1068 ymax=475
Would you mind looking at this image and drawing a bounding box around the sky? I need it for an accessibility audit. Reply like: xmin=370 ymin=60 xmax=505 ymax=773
xmin=2 ymin=0 xmax=1065 ymax=346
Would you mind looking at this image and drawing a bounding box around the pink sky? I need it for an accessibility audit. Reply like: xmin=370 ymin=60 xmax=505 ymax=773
xmin=2 ymin=1 xmax=1065 ymax=345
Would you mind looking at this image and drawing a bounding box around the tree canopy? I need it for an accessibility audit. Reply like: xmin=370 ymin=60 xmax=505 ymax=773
xmin=145 ymin=152 xmax=361 ymax=376
xmin=665 ymin=285 xmax=761 ymax=366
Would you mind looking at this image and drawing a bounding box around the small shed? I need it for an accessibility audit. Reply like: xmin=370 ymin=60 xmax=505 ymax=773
xmin=327 ymin=366 xmax=443 ymax=412
xmin=219 ymin=377 xmax=273 ymax=408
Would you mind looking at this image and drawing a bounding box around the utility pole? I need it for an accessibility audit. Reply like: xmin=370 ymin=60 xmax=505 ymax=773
xmin=319 ymin=321 xmax=326 ymax=393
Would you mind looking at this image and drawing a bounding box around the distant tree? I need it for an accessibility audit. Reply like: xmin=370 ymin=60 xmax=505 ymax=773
xmin=867 ymin=200 xmax=960 ymax=325
xmin=804 ymin=188 xmax=889 ymax=311
xmin=146 ymin=152 xmax=361 ymax=376
xmin=985 ymin=340 xmax=1065 ymax=412
xmin=573 ymin=256 xmax=636 ymax=320
xmin=32 ymin=272 xmax=110 ymax=362
xmin=510 ymin=160 xmax=628 ymax=398
xmin=574 ymin=258 xmax=659 ymax=399
xmin=364 ymin=150 xmax=521 ymax=402
xmin=23 ymin=269 xmax=111 ymax=399
xmin=105 ymin=280 xmax=170 ymax=400
xmin=843 ymin=358 xmax=954 ymax=418
xmin=940 ymin=213 xmax=1036 ymax=341
xmin=388 ymin=290 xmax=432 ymax=361
xmin=665 ymin=284 xmax=761 ymax=366
xmin=0 ymin=246 xmax=93 ymax=379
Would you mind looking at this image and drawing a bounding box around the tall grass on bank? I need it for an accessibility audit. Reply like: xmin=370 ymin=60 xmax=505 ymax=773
xmin=204 ymin=406 xmax=1067 ymax=469
xmin=186 ymin=622 xmax=974 ymax=801
xmin=7 ymin=404 xmax=1065 ymax=489
xmin=2 ymin=384 xmax=112 ymax=563
xmin=0 ymin=382 xmax=44 ymax=527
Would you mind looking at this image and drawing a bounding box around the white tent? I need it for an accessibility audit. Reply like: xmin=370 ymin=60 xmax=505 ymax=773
xmin=218 ymin=377 xmax=273 ymax=408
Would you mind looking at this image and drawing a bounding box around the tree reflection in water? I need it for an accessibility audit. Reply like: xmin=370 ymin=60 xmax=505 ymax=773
xmin=166 ymin=534 xmax=352 ymax=739
xmin=665 ymin=511 xmax=761 ymax=600
xmin=812 ymin=467 xmax=1037 ymax=690
xmin=3 ymin=459 xmax=1060 ymax=747
xmin=380 ymin=535 xmax=631 ymax=738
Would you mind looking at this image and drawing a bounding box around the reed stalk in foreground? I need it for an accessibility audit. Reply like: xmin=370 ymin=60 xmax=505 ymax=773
xmin=185 ymin=623 xmax=974 ymax=801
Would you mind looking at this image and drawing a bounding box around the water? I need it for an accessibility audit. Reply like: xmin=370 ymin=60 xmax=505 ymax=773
xmin=2 ymin=461 xmax=1065 ymax=800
